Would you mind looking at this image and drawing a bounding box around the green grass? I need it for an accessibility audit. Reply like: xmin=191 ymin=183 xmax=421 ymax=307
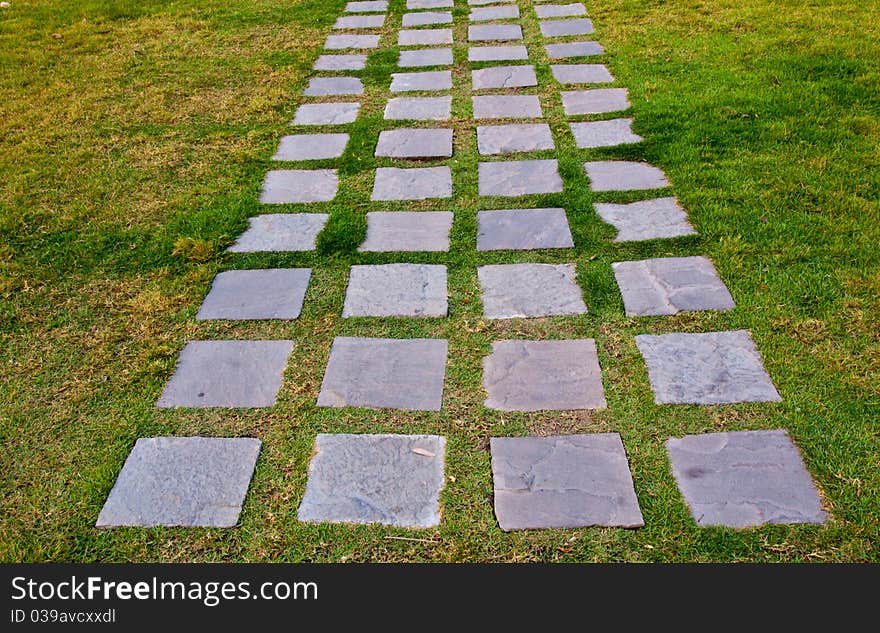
xmin=0 ymin=0 xmax=878 ymax=562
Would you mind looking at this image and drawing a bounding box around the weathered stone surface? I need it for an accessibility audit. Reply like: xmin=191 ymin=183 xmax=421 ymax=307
xmin=478 ymin=159 xmax=563 ymax=196
xmin=384 ymin=96 xmax=452 ymax=120
xmin=570 ymin=118 xmax=642 ymax=148
xmin=635 ymin=330 xmax=782 ymax=404
xmin=491 ymin=434 xmax=643 ymax=530
xmin=478 ymin=263 xmax=587 ymax=319
xmin=313 ymin=54 xmax=367 ymax=71
xmin=292 ymin=102 xmax=360 ymax=125
xmin=399 ymin=47 xmax=453 ymax=67
xmin=539 ymin=18 xmax=594 ymax=37
xmin=390 ymin=70 xmax=453 ymax=92
xmin=345 ymin=0 xmax=388 ymax=12
xmin=375 ymin=128 xmax=453 ymax=158
xmin=551 ymin=64 xmax=613 ymax=85
xmin=407 ymin=0 xmax=452 ymax=8
xmin=402 ymin=11 xmax=452 ymax=26
xmin=473 ymin=65 xmax=538 ymax=90
xmin=157 ymin=340 xmax=294 ymax=408
xmin=260 ymin=169 xmax=338 ymax=203
xmin=325 ymin=34 xmax=381 ymax=49
xmin=228 ymin=214 xmax=329 ymax=252
xmin=317 ymin=337 xmax=448 ymax=410
xmin=594 ymin=197 xmax=697 ymax=242
xmin=468 ymin=24 xmax=523 ymax=42
xmin=666 ymin=430 xmax=827 ymax=528
xmin=561 ymin=88 xmax=630 ymax=114
xmin=334 ymin=15 xmax=385 ymax=29
xmin=297 ymin=434 xmax=446 ymax=528
xmin=372 ymin=166 xmax=453 ymax=200
xmin=196 ymin=268 xmax=312 ymax=320
xmin=399 ymin=28 xmax=453 ymax=46
xmin=470 ymin=5 xmax=519 ymax=21
xmin=303 ymin=76 xmax=364 ymax=96
xmin=483 ymin=340 xmax=605 ymax=411
xmin=477 ymin=123 xmax=554 ymax=155
xmin=469 ymin=0 xmax=515 ymax=4
xmin=472 ymin=95 xmax=542 ymax=119
xmin=584 ymin=161 xmax=669 ymax=191
xmin=612 ymin=256 xmax=735 ymax=316
xmin=535 ymin=3 xmax=586 ymax=18
xmin=468 ymin=45 xmax=529 ymax=62
xmin=342 ymin=264 xmax=448 ymax=317
xmin=96 ymin=437 xmax=261 ymax=528
xmin=545 ymin=41 xmax=604 ymax=58
xmin=477 ymin=208 xmax=573 ymax=251
xmin=272 ymin=134 xmax=349 ymax=161
xmin=360 ymin=211 xmax=453 ymax=252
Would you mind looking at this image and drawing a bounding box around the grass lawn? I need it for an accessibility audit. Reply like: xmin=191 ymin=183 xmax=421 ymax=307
xmin=1 ymin=0 xmax=878 ymax=562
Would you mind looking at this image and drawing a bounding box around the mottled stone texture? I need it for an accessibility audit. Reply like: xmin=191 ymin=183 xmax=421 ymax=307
xmin=196 ymin=268 xmax=312 ymax=321
xmin=472 ymin=95 xmax=542 ymax=119
xmin=539 ymin=18 xmax=594 ymax=37
xmin=570 ymin=118 xmax=642 ymax=148
xmin=584 ymin=161 xmax=669 ymax=191
xmin=469 ymin=0 xmax=514 ymax=4
xmin=292 ymin=102 xmax=360 ymax=125
xmin=375 ymin=127 xmax=453 ymax=158
xmin=314 ymin=54 xmax=367 ymax=71
xmin=399 ymin=48 xmax=453 ymax=67
xmin=342 ymin=263 xmax=448 ymax=317
xmin=228 ymin=214 xmax=329 ymax=252
xmin=360 ymin=211 xmax=453 ymax=252
xmin=345 ymin=0 xmax=388 ymax=12
xmin=384 ymin=96 xmax=452 ymax=121
xmin=260 ymin=169 xmax=338 ymax=203
xmin=470 ymin=5 xmax=519 ymax=22
xmin=408 ymin=0 xmax=452 ymax=8
xmin=468 ymin=24 xmax=523 ymax=42
xmin=472 ymin=65 xmax=538 ymax=90
xmin=303 ymin=76 xmax=364 ymax=96
xmin=390 ymin=70 xmax=453 ymax=92
xmin=324 ymin=34 xmax=381 ymax=50
xmin=594 ymin=197 xmax=697 ymax=242
xmin=477 ymin=123 xmax=555 ymax=155
xmin=478 ymin=159 xmax=563 ymax=196
xmin=561 ymin=88 xmax=630 ymax=115
xmin=399 ymin=29 xmax=453 ymax=46
xmin=402 ymin=11 xmax=452 ymax=26
xmin=478 ymin=263 xmax=587 ymax=319
xmin=272 ymin=134 xmax=349 ymax=161
xmin=372 ymin=167 xmax=453 ymax=200
xmin=535 ymin=4 xmax=587 ymax=18
xmin=545 ymin=41 xmax=604 ymax=59
xmin=468 ymin=45 xmax=529 ymax=62
xmin=477 ymin=208 xmax=573 ymax=251
xmin=551 ymin=64 xmax=614 ymax=85
xmin=334 ymin=15 xmax=385 ymax=29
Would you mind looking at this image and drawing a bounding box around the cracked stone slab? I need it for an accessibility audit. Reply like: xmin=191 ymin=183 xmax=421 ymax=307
xmin=478 ymin=263 xmax=587 ymax=319
xmin=324 ymin=34 xmax=381 ymax=50
xmin=372 ymin=166 xmax=453 ymax=200
xmin=157 ymin=340 xmax=294 ymax=408
xmin=477 ymin=123 xmax=554 ymax=155
xmin=545 ymin=41 xmax=604 ymax=58
xmin=260 ymin=169 xmax=338 ymax=203
xmin=612 ymin=256 xmax=735 ymax=316
xmin=539 ymin=18 xmax=594 ymax=37
xmin=345 ymin=1 xmax=388 ymax=12
xmin=491 ymin=434 xmax=643 ymax=530
xmin=342 ymin=264 xmax=448 ymax=317
xmin=272 ymin=134 xmax=349 ymax=161
xmin=595 ymin=197 xmax=697 ymax=241
xmin=390 ymin=70 xmax=453 ymax=92
xmin=298 ymin=434 xmax=446 ymax=528
xmin=317 ymin=337 xmax=448 ymax=410
xmin=399 ymin=47 xmax=453 ymax=67
xmin=473 ymin=65 xmax=538 ymax=90
xmin=551 ymin=64 xmax=613 ymax=85
xmin=477 ymin=208 xmax=573 ymax=251
xmin=468 ymin=24 xmax=523 ymax=42
xmin=478 ymin=159 xmax=563 ymax=196
xmin=196 ymin=268 xmax=312 ymax=320
xmin=96 ymin=437 xmax=262 ymax=528
xmin=468 ymin=45 xmax=529 ymax=62
xmin=584 ymin=161 xmax=670 ymax=191
xmin=399 ymin=28 xmax=453 ymax=46
xmin=402 ymin=11 xmax=452 ymax=26
xmin=313 ymin=54 xmax=367 ymax=71
xmin=292 ymin=102 xmax=360 ymax=125
xmin=334 ymin=15 xmax=385 ymax=29
xmin=666 ymin=430 xmax=827 ymax=528
xmin=473 ymin=95 xmax=542 ymax=119
xmin=470 ymin=5 xmax=519 ymax=21
xmin=570 ymin=118 xmax=642 ymax=148
xmin=483 ymin=340 xmax=605 ymax=411
xmin=407 ymin=0 xmax=453 ymax=8
xmin=535 ymin=3 xmax=587 ymax=18
xmin=376 ymin=128 xmax=453 ymax=158
xmin=384 ymin=96 xmax=452 ymax=120
xmin=228 ymin=214 xmax=329 ymax=252
xmin=360 ymin=211 xmax=453 ymax=251
xmin=303 ymin=76 xmax=364 ymax=96
xmin=636 ymin=330 xmax=782 ymax=405
xmin=562 ymin=88 xmax=630 ymax=114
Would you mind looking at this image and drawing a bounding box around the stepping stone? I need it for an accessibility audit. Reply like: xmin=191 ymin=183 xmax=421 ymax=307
xmin=545 ymin=41 xmax=604 ymax=58
xmin=303 ymin=76 xmax=363 ymax=96
xmin=470 ymin=0 xmax=515 ymax=4
xmin=477 ymin=263 xmax=587 ymax=319
xmin=260 ymin=169 xmax=338 ymax=203
xmin=477 ymin=208 xmax=573 ymax=251
xmin=612 ymin=256 xmax=735 ymax=316
xmin=372 ymin=166 xmax=453 ymax=200
xmin=472 ymin=95 xmax=542 ymax=119
xmin=403 ymin=11 xmax=452 ymax=26
xmin=384 ymin=95 xmax=452 ymax=120
xmin=345 ymin=0 xmax=388 ymax=12
xmin=491 ymin=434 xmax=643 ymax=530
xmin=477 ymin=123 xmax=554 ymax=154
xmin=666 ymin=430 xmax=827 ymax=528
xmin=561 ymin=88 xmax=630 ymax=114
xmin=407 ymin=0 xmax=452 ymax=8
xmin=635 ymin=330 xmax=782 ymax=404
xmin=196 ymin=268 xmax=312 ymax=320
xmin=343 ymin=264 xmax=448 ymax=317
xmin=317 ymin=337 xmax=448 ymax=410
xmin=540 ymin=18 xmax=594 ymax=37
xmin=551 ymin=63 xmax=613 ymax=85
xmin=390 ymin=70 xmax=453 ymax=92
xmin=468 ymin=24 xmax=523 ymax=42
xmin=399 ymin=28 xmax=453 ymax=46
xmin=472 ymin=65 xmax=538 ymax=90
xmin=535 ymin=3 xmax=586 ymax=18
xmin=360 ymin=211 xmax=453 ymax=252
xmin=478 ymin=159 xmax=563 ymax=196
xmin=157 ymin=340 xmax=294 ymax=408
xmin=228 ymin=214 xmax=329 ymax=252
xmin=570 ymin=118 xmax=642 ymax=148
xmin=324 ymin=34 xmax=381 ymax=50
xmin=292 ymin=102 xmax=360 ymax=125
xmin=594 ymin=197 xmax=697 ymax=241
xmin=96 ymin=437 xmax=261 ymax=528
xmin=468 ymin=45 xmax=529 ymax=62
xmin=272 ymin=133 xmax=349 ymax=161
xmin=470 ymin=5 xmax=519 ymax=21
xmin=334 ymin=15 xmax=385 ymax=29
xmin=399 ymin=47 xmax=453 ymax=67
xmin=313 ymin=54 xmax=367 ymax=71
xmin=484 ymin=340 xmax=604 ymax=411
xmin=584 ymin=161 xmax=669 ymax=191
xmin=375 ymin=128 xmax=453 ymax=158
xmin=297 ymin=434 xmax=446 ymax=528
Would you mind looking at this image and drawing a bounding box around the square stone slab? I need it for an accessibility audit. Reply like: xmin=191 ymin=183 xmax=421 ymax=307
xmin=317 ymin=337 xmax=448 ymax=410
xmin=96 ymin=437 xmax=261 ymax=528
xmin=478 ymin=159 xmax=563 ymax=196
xmin=468 ymin=24 xmax=523 ymax=42
xmin=360 ymin=211 xmax=453 ymax=252
xmin=260 ymin=169 xmax=338 ymax=203
xmin=473 ymin=95 xmax=543 ymax=119
xmin=228 ymin=214 xmax=329 ymax=252
xmin=292 ymin=102 xmax=360 ymax=125
xmin=297 ymin=434 xmax=446 ymax=528
xmin=562 ymin=88 xmax=630 ymax=114
xmin=595 ymin=197 xmax=697 ymax=241
xmin=345 ymin=1 xmax=388 ymax=12
xmin=408 ymin=0 xmax=452 ymax=8
xmin=473 ymin=65 xmax=538 ymax=90
xmin=384 ymin=96 xmax=452 ymax=120
xmin=468 ymin=45 xmax=529 ymax=62
xmin=635 ymin=330 xmax=782 ymax=404
xmin=535 ymin=3 xmax=586 ymax=18
xmin=390 ymin=70 xmax=453 ymax=92
xmin=478 ymin=263 xmax=587 ymax=319
xmin=477 ymin=123 xmax=555 ymax=154
xmin=545 ymin=41 xmax=604 ymax=58
xmin=666 ymin=430 xmax=826 ymax=528
xmin=313 ymin=54 xmax=367 ymax=71
xmin=612 ymin=256 xmax=735 ymax=316
xmin=272 ymin=134 xmax=349 ymax=161
xmin=325 ymin=34 xmax=381 ymax=50
xmin=303 ymin=76 xmax=364 ymax=96
xmin=491 ymin=434 xmax=643 ymax=530
xmin=399 ymin=28 xmax=453 ymax=46
xmin=343 ymin=264 xmax=447 ymax=317
xmin=399 ymin=47 xmax=453 ymax=67
xmin=570 ymin=118 xmax=643 ymax=148
xmin=470 ymin=5 xmax=519 ymax=21
xmin=539 ymin=18 xmax=594 ymax=37
xmin=477 ymin=208 xmax=573 ymax=251
xmin=551 ymin=64 xmax=613 ymax=85
xmin=334 ymin=15 xmax=385 ymax=29
xmin=157 ymin=340 xmax=294 ymax=408
xmin=584 ymin=161 xmax=670 ymax=191
xmin=402 ymin=11 xmax=452 ymax=26
xmin=483 ymin=340 xmax=605 ymax=411
xmin=376 ymin=128 xmax=453 ymax=159
xmin=196 ymin=268 xmax=312 ymax=320
xmin=372 ymin=166 xmax=452 ymax=200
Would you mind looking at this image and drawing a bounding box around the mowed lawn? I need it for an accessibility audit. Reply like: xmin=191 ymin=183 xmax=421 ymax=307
xmin=1 ymin=0 xmax=878 ymax=562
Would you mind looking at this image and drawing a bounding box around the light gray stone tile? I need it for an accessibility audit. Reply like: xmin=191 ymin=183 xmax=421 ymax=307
xmin=535 ymin=3 xmax=586 ymax=18
xmin=343 ymin=264 xmax=447 ymax=317
xmin=360 ymin=211 xmax=453 ymax=252
xmin=272 ymin=133 xmax=349 ymax=161
xmin=468 ymin=45 xmax=529 ymax=62
xmin=551 ymin=63 xmax=613 ymax=85
xmin=470 ymin=5 xmax=519 ymax=21
xmin=325 ymin=34 xmax=381 ymax=49
xmin=477 ymin=208 xmax=573 ymax=251
xmin=472 ymin=64 xmax=537 ymax=90
xmin=334 ymin=15 xmax=385 ymax=29
xmin=375 ymin=128 xmax=453 ymax=158
xmin=468 ymin=24 xmax=523 ymax=42
xmin=313 ymin=54 xmax=368 ymax=71
xmin=292 ymin=102 xmax=360 ymax=125
xmin=545 ymin=41 xmax=604 ymax=58
xmin=594 ymin=197 xmax=697 ymax=242
xmin=303 ymin=76 xmax=364 ymax=96
xmin=477 ymin=123 xmax=554 ymax=154
xmin=570 ymin=118 xmax=642 ymax=148
xmin=384 ymin=96 xmax=452 ymax=120
xmin=584 ymin=161 xmax=669 ymax=191
xmin=478 ymin=159 xmax=563 ymax=196
xmin=539 ymin=18 xmax=594 ymax=37
xmin=472 ymin=95 xmax=542 ymax=119
xmin=390 ymin=70 xmax=453 ymax=92
xmin=402 ymin=11 xmax=452 ymax=26
xmin=561 ymin=88 xmax=629 ymax=114
xmin=228 ymin=214 xmax=329 ymax=252
xmin=478 ymin=263 xmax=587 ymax=319
xmin=196 ymin=268 xmax=312 ymax=320
xmin=345 ymin=0 xmax=388 ymax=12
xmin=399 ymin=28 xmax=453 ymax=46
xmin=372 ymin=166 xmax=453 ymax=200
xmin=259 ymin=169 xmax=338 ymax=203
xmin=469 ymin=0 xmax=515 ymax=4
xmin=408 ymin=0 xmax=453 ymax=8
xmin=399 ymin=47 xmax=453 ymax=67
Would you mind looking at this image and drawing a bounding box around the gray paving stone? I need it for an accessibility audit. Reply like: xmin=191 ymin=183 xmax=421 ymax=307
xmin=292 ymin=102 xmax=360 ymax=125
xmin=666 ymin=430 xmax=826 ymax=528
xmin=408 ymin=0 xmax=453 ymax=8
xmin=360 ymin=211 xmax=453 ymax=252
xmin=399 ymin=47 xmax=453 ymax=67
xmin=561 ymin=88 xmax=630 ymax=114
xmin=390 ymin=70 xmax=453 ymax=92
xmin=468 ymin=45 xmax=529 ymax=62
xmin=375 ymin=128 xmax=453 ymax=158
xmin=469 ymin=0 xmax=515 ymax=4
xmin=477 ymin=208 xmax=573 ymax=251
xmin=477 ymin=123 xmax=554 ymax=155
xmin=272 ymin=134 xmax=349 ymax=161
xmin=472 ymin=65 xmax=537 ymax=90
xmin=484 ymin=340 xmax=605 ymax=411
xmin=399 ymin=28 xmax=453 ymax=46
xmin=584 ymin=161 xmax=670 ymax=191
xmin=157 ymin=340 xmax=294 ymax=408
xmin=478 ymin=263 xmax=587 ymax=319
xmin=96 ymin=437 xmax=261 ymax=528
xmin=196 ymin=268 xmax=312 ymax=320
xmin=491 ymin=434 xmax=643 ymax=530
xmin=535 ymin=3 xmax=586 ymax=18
xmin=635 ymin=330 xmax=782 ymax=405
xmin=472 ymin=95 xmax=542 ymax=119
xmin=297 ymin=434 xmax=446 ymax=528
xmin=403 ymin=11 xmax=452 ymax=26
xmin=612 ymin=256 xmax=734 ymax=316
xmin=468 ymin=24 xmax=523 ymax=42
xmin=570 ymin=118 xmax=642 ymax=148
xmin=384 ymin=96 xmax=452 ymax=120
xmin=545 ymin=41 xmax=604 ymax=59
xmin=372 ymin=166 xmax=453 ymax=200
xmin=594 ymin=197 xmax=697 ymax=242
xmin=343 ymin=264 xmax=447 ymax=317
xmin=345 ymin=0 xmax=387 ymax=12
xmin=260 ymin=169 xmax=338 ymax=203
xmin=334 ymin=15 xmax=385 ymax=29
xmin=228 ymin=214 xmax=328 ymax=252
xmin=478 ymin=159 xmax=563 ymax=196
xmin=313 ymin=54 xmax=367 ymax=71
xmin=551 ymin=63 xmax=613 ymax=85
xmin=325 ymin=34 xmax=381 ymax=49
xmin=303 ymin=76 xmax=363 ymax=96
xmin=317 ymin=337 xmax=448 ymax=410
xmin=539 ymin=18 xmax=594 ymax=37
xmin=470 ymin=5 xmax=519 ymax=21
